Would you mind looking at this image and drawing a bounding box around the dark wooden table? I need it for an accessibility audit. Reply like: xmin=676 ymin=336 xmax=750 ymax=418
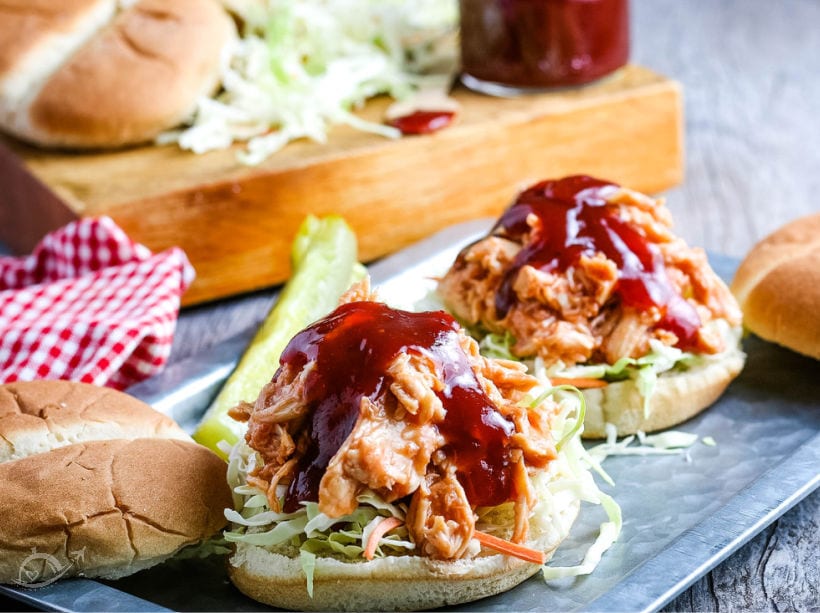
xmin=169 ymin=1 xmax=819 ymax=610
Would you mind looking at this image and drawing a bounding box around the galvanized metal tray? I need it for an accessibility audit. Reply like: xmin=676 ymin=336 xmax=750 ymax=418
xmin=2 ymin=219 xmax=819 ymax=612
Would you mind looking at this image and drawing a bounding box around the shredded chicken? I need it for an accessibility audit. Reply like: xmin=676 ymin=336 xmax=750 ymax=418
xmin=406 ymin=467 xmax=475 ymax=559
xmin=511 ymin=452 xmax=534 ymax=543
xmin=339 ymin=276 xmax=378 ymax=304
xmin=438 ymin=186 xmax=743 ymax=366
xmin=238 ymin=293 xmax=561 ymax=561
xmin=319 ymin=395 xmax=443 ymax=517
xmin=387 ymin=352 xmax=446 ymax=423
xmin=599 ymin=309 xmax=657 ymax=365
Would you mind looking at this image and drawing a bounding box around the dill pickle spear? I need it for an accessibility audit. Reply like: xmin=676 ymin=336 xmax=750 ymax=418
xmin=193 ymin=215 xmax=360 ymax=457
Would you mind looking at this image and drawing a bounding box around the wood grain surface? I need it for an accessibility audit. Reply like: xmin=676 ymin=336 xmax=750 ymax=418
xmin=0 ymin=65 xmax=683 ymax=305
xmin=168 ymin=0 xmax=819 ymax=610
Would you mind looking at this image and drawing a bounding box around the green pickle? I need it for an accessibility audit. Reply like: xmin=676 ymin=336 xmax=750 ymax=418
xmin=193 ymin=215 xmax=360 ymax=458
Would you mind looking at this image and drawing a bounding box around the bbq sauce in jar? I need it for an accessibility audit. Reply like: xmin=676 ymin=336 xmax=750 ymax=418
xmin=459 ymin=0 xmax=630 ymax=94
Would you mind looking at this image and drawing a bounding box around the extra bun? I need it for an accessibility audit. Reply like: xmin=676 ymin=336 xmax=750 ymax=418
xmin=228 ymin=499 xmax=579 ymax=612
xmin=582 ymin=342 xmax=746 ymax=438
xmin=730 ymin=213 xmax=820 ymax=360
xmin=0 ymin=380 xmax=232 ymax=585
xmin=0 ymin=438 xmax=232 ymax=582
xmin=0 ymin=0 xmax=235 ymax=148
xmin=0 ymin=380 xmax=189 ymax=462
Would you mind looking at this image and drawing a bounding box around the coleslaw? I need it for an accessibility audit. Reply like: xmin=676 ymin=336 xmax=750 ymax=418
xmin=158 ymin=0 xmax=459 ymax=164
xmin=480 ymin=320 xmax=743 ymax=420
xmin=221 ymin=379 xmax=621 ymax=593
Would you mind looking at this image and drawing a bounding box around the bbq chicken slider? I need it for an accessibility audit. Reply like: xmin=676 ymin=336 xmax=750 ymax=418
xmin=223 ymin=282 xmax=611 ymax=611
xmin=438 ymin=175 xmax=746 ymax=437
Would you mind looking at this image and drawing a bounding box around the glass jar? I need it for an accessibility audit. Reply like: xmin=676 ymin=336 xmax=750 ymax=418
xmin=459 ymin=0 xmax=630 ymax=95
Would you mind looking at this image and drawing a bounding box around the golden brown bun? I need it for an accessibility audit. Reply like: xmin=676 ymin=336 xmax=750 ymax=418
xmin=0 ymin=438 xmax=231 ymax=583
xmin=228 ymin=497 xmax=579 ymax=611
xmin=582 ymin=340 xmax=746 ymax=438
xmin=730 ymin=213 xmax=820 ymax=360
xmin=0 ymin=380 xmax=190 ymax=463
xmin=0 ymin=1 xmax=113 ymax=79
xmin=0 ymin=0 xmax=235 ymax=148
xmin=0 ymin=1 xmax=116 ymax=113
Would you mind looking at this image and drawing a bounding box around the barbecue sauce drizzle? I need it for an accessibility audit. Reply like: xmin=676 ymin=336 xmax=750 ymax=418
xmin=387 ymin=110 xmax=455 ymax=135
xmin=492 ymin=175 xmax=701 ymax=348
xmin=279 ymin=301 xmax=516 ymax=513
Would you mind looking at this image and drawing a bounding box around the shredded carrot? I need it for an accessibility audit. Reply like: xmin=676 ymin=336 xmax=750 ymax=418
xmin=549 ymin=376 xmax=608 ymax=389
xmin=364 ymin=517 xmax=403 ymax=561
xmin=473 ymin=530 xmax=546 ymax=565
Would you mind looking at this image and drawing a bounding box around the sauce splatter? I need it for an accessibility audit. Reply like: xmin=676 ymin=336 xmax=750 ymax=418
xmin=387 ymin=110 xmax=455 ymax=135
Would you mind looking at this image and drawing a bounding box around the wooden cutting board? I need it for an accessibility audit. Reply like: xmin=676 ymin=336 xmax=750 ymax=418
xmin=0 ymin=65 xmax=683 ymax=305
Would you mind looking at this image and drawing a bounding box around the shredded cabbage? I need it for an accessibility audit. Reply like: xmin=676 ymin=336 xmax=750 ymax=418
xmin=173 ymin=537 xmax=232 ymax=560
xmin=159 ymin=0 xmax=459 ymax=164
xmin=479 ymin=326 xmax=742 ymax=423
xmin=299 ymin=549 xmax=316 ymax=596
xmin=478 ymin=331 xmax=517 ymax=361
xmin=523 ymin=368 xmax=622 ymax=580
xmin=223 ymin=440 xmax=413 ymax=584
xmin=586 ymin=423 xmax=701 ymax=462
xmin=222 ymin=382 xmax=620 ymax=588
xmin=541 ymin=491 xmax=622 ymax=580
xmin=527 ymin=384 xmax=587 ymax=452
xmin=552 ymin=339 xmax=693 ymax=419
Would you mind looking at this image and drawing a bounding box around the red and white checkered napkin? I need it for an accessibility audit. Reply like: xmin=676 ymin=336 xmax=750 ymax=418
xmin=0 ymin=217 xmax=194 ymax=390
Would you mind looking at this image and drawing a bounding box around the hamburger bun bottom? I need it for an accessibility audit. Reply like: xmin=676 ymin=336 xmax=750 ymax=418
xmin=581 ymin=342 xmax=746 ymax=438
xmin=228 ymin=500 xmax=579 ymax=611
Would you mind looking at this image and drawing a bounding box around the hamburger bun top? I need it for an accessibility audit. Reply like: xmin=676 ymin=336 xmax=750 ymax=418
xmin=0 ymin=380 xmax=232 ymax=585
xmin=0 ymin=0 xmax=235 ymax=148
xmin=0 ymin=0 xmax=115 ymax=98
xmin=0 ymin=379 xmax=190 ymax=463
xmin=0 ymin=437 xmax=231 ymax=582
xmin=730 ymin=212 xmax=820 ymax=359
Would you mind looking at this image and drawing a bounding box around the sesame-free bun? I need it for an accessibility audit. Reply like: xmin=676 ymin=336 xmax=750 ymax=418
xmin=0 ymin=0 xmax=235 ymax=148
xmin=581 ymin=341 xmax=746 ymax=438
xmin=730 ymin=213 xmax=820 ymax=360
xmin=0 ymin=438 xmax=232 ymax=582
xmin=0 ymin=379 xmax=189 ymax=463
xmin=0 ymin=380 xmax=232 ymax=585
xmin=228 ymin=498 xmax=579 ymax=612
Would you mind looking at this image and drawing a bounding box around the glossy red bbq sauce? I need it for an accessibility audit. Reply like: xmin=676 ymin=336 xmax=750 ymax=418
xmin=387 ymin=110 xmax=456 ymax=135
xmin=459 ymin=0 xmax=630 ymax=89
xmin=278 ymin=301 xmax=516 ymax=513
xmin=491 ymin=175 xmax=701 ymax=348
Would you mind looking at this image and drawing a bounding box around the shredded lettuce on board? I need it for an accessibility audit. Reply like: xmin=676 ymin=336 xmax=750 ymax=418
xmin=159 ymin=0 xmax=459 ymax=164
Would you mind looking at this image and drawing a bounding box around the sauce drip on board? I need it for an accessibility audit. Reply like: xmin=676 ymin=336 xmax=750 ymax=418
xmin=279 ymin=301 xmax=516 ymax=512
xmin=492 ymin=175 xmax=701 ymax=348
xmin=387 ymin=110 xmax=455 ymax=135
